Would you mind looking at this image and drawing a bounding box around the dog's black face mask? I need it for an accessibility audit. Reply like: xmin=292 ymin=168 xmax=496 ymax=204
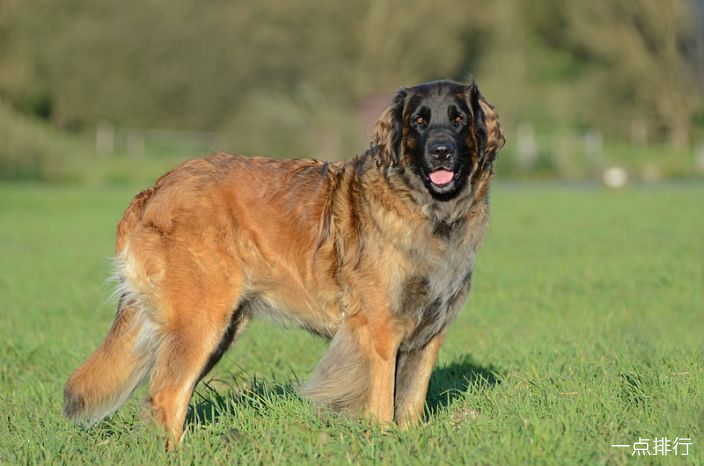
xmin=390 ymin=80 xmax=488 ymax=202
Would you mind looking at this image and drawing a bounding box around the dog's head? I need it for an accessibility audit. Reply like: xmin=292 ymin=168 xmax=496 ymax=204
xmin=372 ymin=80 xmax=505 ymax=201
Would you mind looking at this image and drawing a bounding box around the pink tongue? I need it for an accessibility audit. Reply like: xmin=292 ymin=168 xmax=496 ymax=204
xmin=429 ymin=169 xmax=454 ymax=185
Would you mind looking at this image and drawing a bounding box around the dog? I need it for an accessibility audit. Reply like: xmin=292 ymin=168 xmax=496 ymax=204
xmin=64 ymin=79 xmax=505 ymax=445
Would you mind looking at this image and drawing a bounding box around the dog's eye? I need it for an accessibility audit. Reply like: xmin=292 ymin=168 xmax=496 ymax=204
xmin=453 ymin=116 xmax=465 ymax=127
xmin=414 ymin=116 xmax=425 ymax=126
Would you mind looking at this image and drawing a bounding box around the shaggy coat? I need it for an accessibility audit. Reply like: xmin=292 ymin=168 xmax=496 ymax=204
xmin=64 ymin=79 xmax=505 ymax=445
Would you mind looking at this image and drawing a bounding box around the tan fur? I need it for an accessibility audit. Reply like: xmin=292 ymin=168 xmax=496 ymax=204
xmin=64 ymin=83 xmax=504 ymax=446
xmin=478 ymin=96 xmax=506 ymax=167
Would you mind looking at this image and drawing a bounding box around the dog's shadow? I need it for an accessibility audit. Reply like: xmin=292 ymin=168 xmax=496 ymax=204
xmin=425 ymin=353 xmax=501 ymax=415
xmin=185 ymin=375 xmax=296 ymax=428
xmin=185 ymin=354 xmax=501 ymax=428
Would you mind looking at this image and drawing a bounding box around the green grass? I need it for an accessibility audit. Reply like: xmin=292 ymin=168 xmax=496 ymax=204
xmin=0 ymin=181 xmax=702 ymax=465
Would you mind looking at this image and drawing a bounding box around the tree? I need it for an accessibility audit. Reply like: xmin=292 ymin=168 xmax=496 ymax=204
xmin=564 ymin=0 xmax=703 ymax=147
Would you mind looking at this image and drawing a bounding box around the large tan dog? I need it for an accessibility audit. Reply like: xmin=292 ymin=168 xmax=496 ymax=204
xmin=64 ymin=79 xmax=504 ymax=445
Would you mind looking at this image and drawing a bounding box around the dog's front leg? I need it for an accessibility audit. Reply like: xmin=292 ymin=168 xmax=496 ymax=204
xmin=393 ymin=331 xmax=445 ymax=427
xmin=352 ymin=313 xmax=404 ymax=425
xmin=366 ymin=345 xmax=397 ymax=424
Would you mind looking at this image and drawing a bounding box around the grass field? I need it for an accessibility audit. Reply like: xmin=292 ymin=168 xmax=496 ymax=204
xmin=0 ymin=181 xmax=702 ymax=465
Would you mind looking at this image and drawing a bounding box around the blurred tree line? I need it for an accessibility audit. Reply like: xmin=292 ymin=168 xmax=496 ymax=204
xmin=0 ymin=0 xmax=703 ymax=165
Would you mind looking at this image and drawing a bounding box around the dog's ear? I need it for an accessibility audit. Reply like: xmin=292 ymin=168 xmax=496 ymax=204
xmin=467 ymin=82 xmax=505 ymax=170
xmin=371 ymin=88 xmax=407 ymax=166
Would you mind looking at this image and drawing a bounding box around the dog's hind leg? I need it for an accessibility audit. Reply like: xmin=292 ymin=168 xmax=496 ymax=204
xmin=146 ymin=275 xmax=247 ymax=448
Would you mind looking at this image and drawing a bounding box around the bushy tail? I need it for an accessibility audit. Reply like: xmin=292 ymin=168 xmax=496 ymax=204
xmin=64 ymin=303 xmax=157 ymax=425
xmin=300 ymin=325 xmax=369 ymax=412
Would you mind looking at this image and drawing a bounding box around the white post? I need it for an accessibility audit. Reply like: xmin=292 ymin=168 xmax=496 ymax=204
xmin=630 ymin=120 xmax=648 ymax=148
xmin=126 ymin=132 xmax=145 ymax=158
xmin=584 ymin=129 xmax=603 ymax=161
xmin=696 ymin=140 xmax=704 ymax=173
xmin=516 ymin=122 xmax=537 ymax=170
xmin=96 ymin=120 xmax=115 ymax=156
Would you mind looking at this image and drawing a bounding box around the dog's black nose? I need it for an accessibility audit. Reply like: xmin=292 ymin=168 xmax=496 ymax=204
xmin=429 ymin=142 xmax=455 ymax=161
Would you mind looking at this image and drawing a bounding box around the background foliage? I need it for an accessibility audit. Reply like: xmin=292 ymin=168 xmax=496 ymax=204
xmin=1 ymin=0 xmax=703 ymax=182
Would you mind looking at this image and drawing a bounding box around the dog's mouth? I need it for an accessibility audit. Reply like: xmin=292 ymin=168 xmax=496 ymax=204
xmin=428 ymin=169 xmax=455 ymax=187
xmin=418 ymin=162 xmax=467 ymax=200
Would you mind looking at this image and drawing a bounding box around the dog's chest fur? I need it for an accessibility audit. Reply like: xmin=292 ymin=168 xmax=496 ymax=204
xmin=396 ymin=212 xmax=485 ymax=351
